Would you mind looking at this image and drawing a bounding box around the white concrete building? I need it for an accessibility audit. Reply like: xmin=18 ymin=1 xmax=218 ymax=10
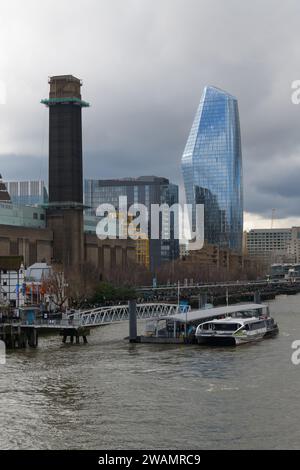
xmin=244 ymin=228 xmax=293 ymax=264
xmin=287 ymin=227 xmax=300 ymax=263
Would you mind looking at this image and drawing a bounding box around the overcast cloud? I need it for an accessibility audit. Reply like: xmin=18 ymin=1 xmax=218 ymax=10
xmin=0 ymin=0 xmax=300 ymax=228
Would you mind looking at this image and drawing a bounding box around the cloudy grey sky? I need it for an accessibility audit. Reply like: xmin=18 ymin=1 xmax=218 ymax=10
xmin=0 ymin=0 xmax=300 ymax=228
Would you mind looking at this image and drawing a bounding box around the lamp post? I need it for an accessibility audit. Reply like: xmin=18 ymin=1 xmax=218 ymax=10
xmin=185 ymin=304 xmax=188 ymax=338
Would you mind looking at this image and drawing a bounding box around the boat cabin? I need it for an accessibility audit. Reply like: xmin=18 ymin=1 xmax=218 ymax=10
xmin=143 ymin=303 xmax=270 ymax=342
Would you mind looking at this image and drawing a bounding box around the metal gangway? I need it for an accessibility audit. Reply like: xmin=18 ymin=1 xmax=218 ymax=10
xmin=67 ymin=303 xmax=190 ymax=327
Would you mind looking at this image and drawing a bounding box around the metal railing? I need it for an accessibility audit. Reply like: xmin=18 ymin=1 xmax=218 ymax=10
xmin=68 ymin=303 xmax=190 ymax=327
xmin=136 ymin=279 xmax=284 ymax=291
xmin=2 ymin=303 xmax=190 ymax=329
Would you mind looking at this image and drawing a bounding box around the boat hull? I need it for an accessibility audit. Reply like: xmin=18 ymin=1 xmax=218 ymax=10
xmin=264 ymin=325 xmax=279 ymax=338
xmin=197 ymin=335 xmax=236 ymax=346
xmin=197 ymin=331 xmax=266 ymax=346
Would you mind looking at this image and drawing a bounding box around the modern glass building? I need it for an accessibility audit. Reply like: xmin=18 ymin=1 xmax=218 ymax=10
xmin=181 ymin=86 xmax=243 ymax=252
xmin=4 ymin=180 xmax=48 ymax=207
xmin=84 ymin=176 xmax=179 ymax=271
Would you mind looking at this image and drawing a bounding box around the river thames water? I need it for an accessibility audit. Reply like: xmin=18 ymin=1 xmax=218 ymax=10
xmin=1 ymin=293 xmax=300 ymax=450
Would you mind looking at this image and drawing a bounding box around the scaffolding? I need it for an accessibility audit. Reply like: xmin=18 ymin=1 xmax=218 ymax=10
xmin=136 ymin=236 xmax=150 ymax=269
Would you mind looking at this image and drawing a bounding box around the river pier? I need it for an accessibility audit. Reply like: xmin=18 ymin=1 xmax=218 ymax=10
xmin=0 ymin=324 xmax=39 ymax=349
xmin=0 ymin=323 xmax=90 ymax=350
xmin=0 ymin=303 xmax=179 ymax=350
xmin=60 ymin=327 xmax=90 ymax=344
xmin=137 ymin=280 xmax=300 ymax=305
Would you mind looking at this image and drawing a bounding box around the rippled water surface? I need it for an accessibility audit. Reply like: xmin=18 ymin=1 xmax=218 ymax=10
xmin=1 ymin=294 xmax=300 ymax=449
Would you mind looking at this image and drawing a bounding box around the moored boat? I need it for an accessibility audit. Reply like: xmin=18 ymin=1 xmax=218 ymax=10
xmin=195 ymin=317 xmax=267 ymax=346
xmin=137 ymin=302 xmax=278 ymax=345
xmin=195 ymin=302 xmax=279 ymax=346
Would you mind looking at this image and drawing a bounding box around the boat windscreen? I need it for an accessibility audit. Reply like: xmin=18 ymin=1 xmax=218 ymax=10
xmin=215 ymin=323 xmax=241 ymax=331
xmin=202 ymin=323 xmax=241 ymax=331
xmin=231 ymin=310 xmax=260 ymax=318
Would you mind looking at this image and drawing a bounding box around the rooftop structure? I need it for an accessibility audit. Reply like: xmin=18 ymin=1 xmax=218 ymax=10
xmin=4 ymin=180 xmax=48 ymax=207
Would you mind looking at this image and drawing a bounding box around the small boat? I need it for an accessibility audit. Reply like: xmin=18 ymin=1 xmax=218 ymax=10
xmin=195 ymin=317 xmax=268 ymax=346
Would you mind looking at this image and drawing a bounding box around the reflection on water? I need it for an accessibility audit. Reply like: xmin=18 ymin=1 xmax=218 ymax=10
xmin=1 ymin=294 xmax=300 ymax=449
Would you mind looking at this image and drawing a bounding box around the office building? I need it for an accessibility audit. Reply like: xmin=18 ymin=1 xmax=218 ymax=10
xmin=181 ymin=86 xmax=243 ymax=252
xmin=245 ymin=228 xmax=293 ymax=264
xmin=84 ymin=176 xmax=180 ymax=271
xmin=286 ymin=227 xmax=300 ymax=263
xmin=4 ymin=180 xmax=48 ymax=206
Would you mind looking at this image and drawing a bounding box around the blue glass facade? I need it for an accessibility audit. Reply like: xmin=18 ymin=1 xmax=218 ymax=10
xmin=84 ymin=177 xmax=180 ymax=271
xmin=181 ymin=86 xmax=243 ymax=252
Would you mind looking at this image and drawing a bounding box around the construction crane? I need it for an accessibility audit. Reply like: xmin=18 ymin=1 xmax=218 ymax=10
xmin=271 ymin=208 xmax=276 ymax=229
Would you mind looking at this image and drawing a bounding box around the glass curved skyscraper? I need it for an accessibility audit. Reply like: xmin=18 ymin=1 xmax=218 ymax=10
xmin=181 ymin=86 xmax=243 ymax=252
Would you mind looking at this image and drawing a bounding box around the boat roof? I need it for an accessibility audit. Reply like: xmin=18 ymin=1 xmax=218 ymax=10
xmin=158 ymin=303 xmax=267 ymax=324
xmin=201 ymin=316 xmax=261 ymax=325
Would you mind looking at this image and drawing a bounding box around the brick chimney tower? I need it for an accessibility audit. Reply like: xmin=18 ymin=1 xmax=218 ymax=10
xmin=42 ymin=75 xmax=89 ymax=270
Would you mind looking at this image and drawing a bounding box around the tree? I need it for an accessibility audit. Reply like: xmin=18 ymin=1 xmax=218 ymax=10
xmin=156 ymin=253 xmax=265 ymax=285
xmin=104 ymin=261 xmax=152 ymax=286
xmin=42 ymin=265 xmax=68 ymax=311
xmin=67 ymin=262 xmax=100 ymax=308
xmin=90 ymin=282 xmax=136 ymax=305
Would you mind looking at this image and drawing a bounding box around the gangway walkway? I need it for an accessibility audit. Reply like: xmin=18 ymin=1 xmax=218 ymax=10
xmin=0 ymin=303 xmax=190 ymax=349
xmin=67 ymin=303 xmax=189 ymax=327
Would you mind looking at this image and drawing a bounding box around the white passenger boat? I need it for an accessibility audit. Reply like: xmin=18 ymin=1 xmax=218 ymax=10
xmin=195 ymin=316 xmax=268 ymax=346
xmin=140 ymin=302 xmax=278 ymax=345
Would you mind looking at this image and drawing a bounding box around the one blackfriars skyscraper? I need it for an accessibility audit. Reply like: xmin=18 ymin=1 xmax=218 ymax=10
xmin=181 ymin=86 xmax=243 ymax=252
